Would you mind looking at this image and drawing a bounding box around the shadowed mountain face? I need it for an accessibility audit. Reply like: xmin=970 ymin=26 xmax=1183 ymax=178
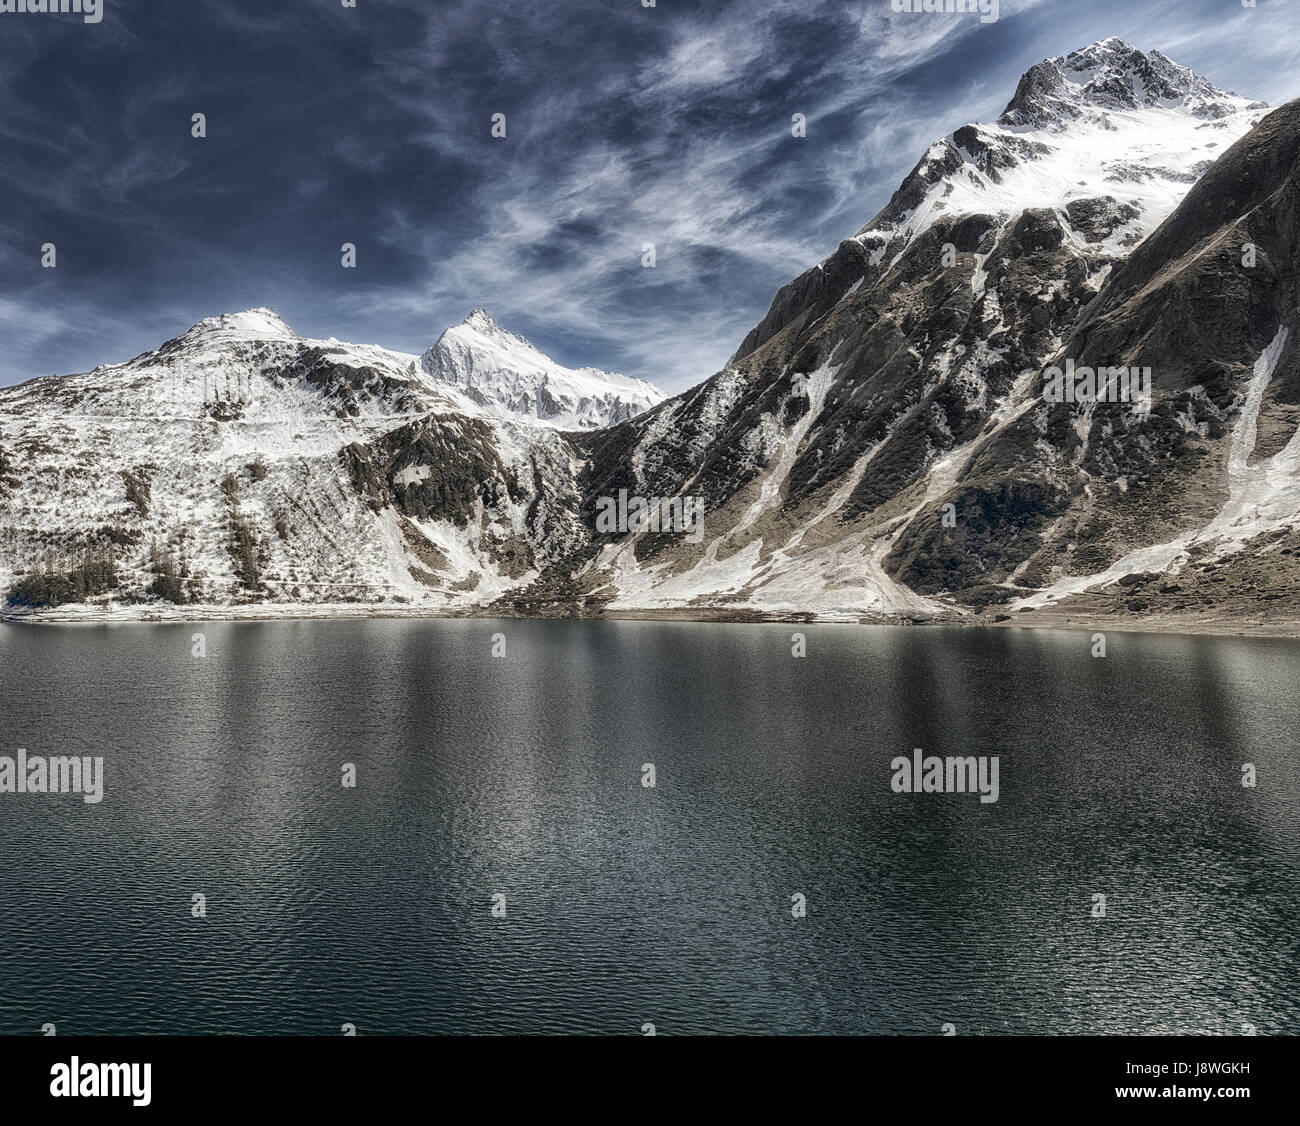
xmin=2 ymin=42 xmax=1297 ymax=627
xmin=883 ymin=98 xmax=1300 ymax=613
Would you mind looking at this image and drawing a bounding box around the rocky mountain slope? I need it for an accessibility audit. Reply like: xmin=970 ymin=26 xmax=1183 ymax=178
xmin=2 ymin=40 xmax=1296 ymax=630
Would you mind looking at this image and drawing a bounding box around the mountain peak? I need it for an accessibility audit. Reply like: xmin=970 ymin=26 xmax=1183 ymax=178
xmin=419 ymin=312 xmax=665 ymax=430
xmin=182 ymin=306 xmax=297 ymax=343
xmin=1000 ymin=39 xmax=1257 ymax=129
xmin=459 ymin=307 xmax=531 ymax=343
xmin=463 ymin=307 xmax=501 ymax=331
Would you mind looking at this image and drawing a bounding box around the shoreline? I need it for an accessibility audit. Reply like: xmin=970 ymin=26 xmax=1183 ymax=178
xmin=3 ymin=599 xmax=1298 ymax=639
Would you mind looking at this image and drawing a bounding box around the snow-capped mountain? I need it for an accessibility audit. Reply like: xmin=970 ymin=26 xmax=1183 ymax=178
xmin=4 ymin=41 xmax=1298 ymax=631
xmin=557 ymin=42 xmax=1295 ymax=626
xmin=0 ymin=308 xmax=587 ymax=613
xmin=420 ymin=309 xmax=665 ymax=430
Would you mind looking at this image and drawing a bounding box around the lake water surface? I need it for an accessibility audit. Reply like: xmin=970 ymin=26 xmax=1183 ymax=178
xmin=0 ymin=619 xmax=1295 ymax=1034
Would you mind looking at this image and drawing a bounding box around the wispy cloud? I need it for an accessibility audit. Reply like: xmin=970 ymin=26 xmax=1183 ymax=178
xmin=0 ymin=0 xmax=1294 ymax=391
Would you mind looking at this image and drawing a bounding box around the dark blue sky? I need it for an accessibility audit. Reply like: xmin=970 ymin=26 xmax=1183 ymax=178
xmin=1 ymin=0 xmax=1297 ymax=391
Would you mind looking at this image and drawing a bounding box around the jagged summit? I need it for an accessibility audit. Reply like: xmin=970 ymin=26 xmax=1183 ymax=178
xmin=850 ymin=40 xmax=1267 ymax=259
xmin=999 ymin=38 xmax=1262 ymax=129
xmin=420 ymin=310 xmax=665 ymax=430
xmin=461 ymin=308 xmax=514 ymax=338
